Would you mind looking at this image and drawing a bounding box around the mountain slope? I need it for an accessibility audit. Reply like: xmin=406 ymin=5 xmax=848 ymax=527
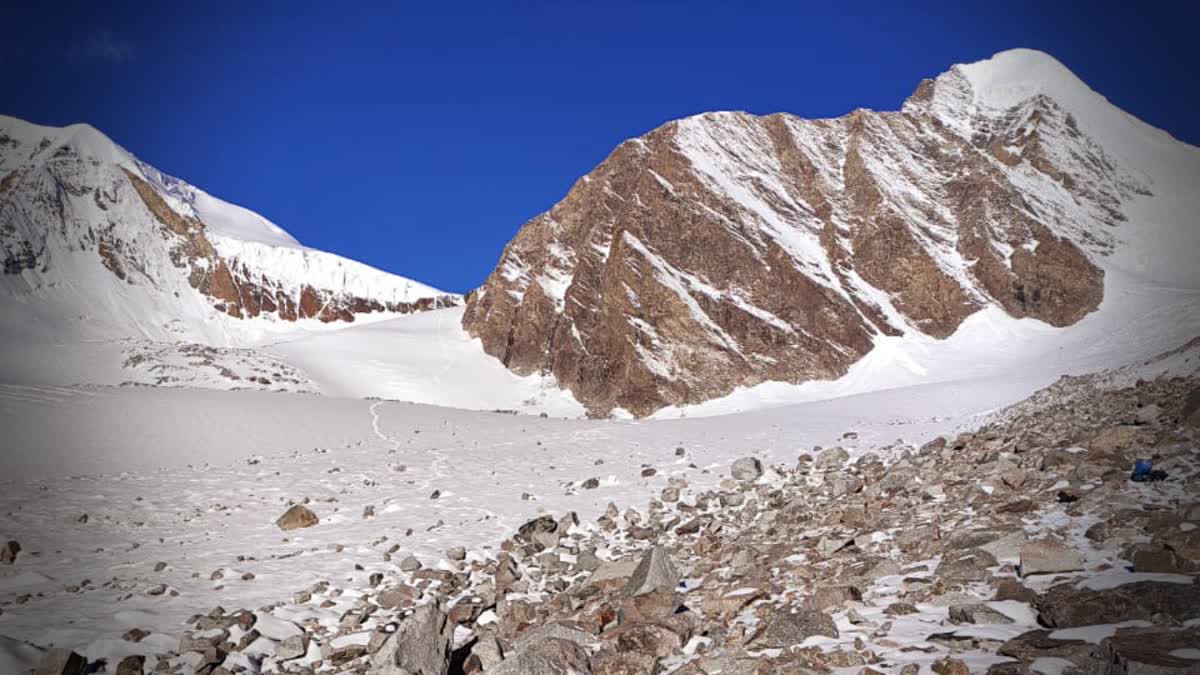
xmin=463 ymin=49 xmax=1200 ymax=417
xmin=0 ymin=115 xmax=458 ymax=349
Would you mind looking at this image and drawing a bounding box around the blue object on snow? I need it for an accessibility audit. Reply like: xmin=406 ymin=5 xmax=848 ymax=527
xmin=1132 ymin=459 xmax=1153 ymax=481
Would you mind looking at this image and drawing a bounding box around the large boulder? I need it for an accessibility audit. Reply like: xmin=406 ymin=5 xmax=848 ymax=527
xmin=1099 ymin=626 xmax=1200 ymax=674
xmin=275 ymin=504 xmax=319 ymax=531
xmin=948 ymin=603 xmax=1014 ymax=625
xmin=369 ymin=601 xmax=453 ymax=675
xmin=750 ymin=609 xmax=838 ymax=647
xmin=1019 ymin=540 xmax=1084 ymax=577
xmin=622 ymin=546 xmax=679 ymax=598
xmin=1036 ymin=581 xmax=1200 ymax=627
xmin=114 ymin=655 xmax=145 ymax=675
xmin=515 ymin=515 xmax=561 ymax=552
xmin=1182 ymin=387 xmax=1200 ymax=428
xmin=275 ymin=634 xmax=308 ymax=661
xmin=936 ymin=548 xmax=999 ymax=583
xmin=995 ymin=629 xmax=1098 ymax=669
xmin=1089 ymin=425 xmax=1153 ymax=452
xmin=730 ymin=457 xmax=763 ymax=481
xmin=487 ymin=637 xmax=591 ymax=675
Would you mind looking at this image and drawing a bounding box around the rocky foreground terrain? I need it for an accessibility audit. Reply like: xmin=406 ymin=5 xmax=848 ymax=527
xmin=12 ymin=349 xmax=1200 ymax=674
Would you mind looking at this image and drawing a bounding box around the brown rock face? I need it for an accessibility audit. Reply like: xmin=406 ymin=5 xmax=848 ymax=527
xmin=464 ymin=61 xmax=1142 ymax=416
xmin=121 ymin=169 xmax=457 ymax=322
xmin=1 ymin=119 xmax=456 ymax=335
xmin=275 ymin=504 xmax=319 ymax=531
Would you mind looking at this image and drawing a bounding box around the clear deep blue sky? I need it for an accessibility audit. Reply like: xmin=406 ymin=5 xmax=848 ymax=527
xmin=3 ymin=1 xmax=1196 ymax=293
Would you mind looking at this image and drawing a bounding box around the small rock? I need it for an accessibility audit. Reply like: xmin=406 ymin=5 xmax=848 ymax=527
xmin=1035 ymin=581 xmax=1200 ymax=627
xmin=817 ymin=534 xmax=854 ymax=557
xmin=575 ymin=549 xmax=602 ymax=572
xmin=1 ymin=540 xmax=19 ymax=565
xmin=814 ymin=446 xmax=850 ymax=470
xmin=115 ymin=655 xmax=144 ymax=675
xmin=276 ymin=634 xmax=309 ymax=661
xmin=1001 ymin=468 xmax=1027 ymax=489
xmin=1020 ymin=540 xmax=1084 ymax=577
xmin=495 ymin=553 xmax=522 ymax=590
xmin=948 ymin=603 xmax=1014 ymax=625
xmin=376 ymin=584 xmax=422 ymax=609
xmin=33 ymin=648 xmax=85 ymax=675
xmin=993 ymin=579 xmax=1037 ymax=603
xmin=884 ymin=602 xmax=918 ymax=616
xmin=931 ymin=657 xmax=970 ymax=675
xmin=752 ymin=609 xmax=839 ymax=647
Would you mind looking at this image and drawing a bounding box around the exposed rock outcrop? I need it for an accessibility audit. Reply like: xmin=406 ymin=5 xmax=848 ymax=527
xmin=464 ymin=51 xmax=1141 ymax=416
xmin=0 ymin=116 xmax=458 ymax=336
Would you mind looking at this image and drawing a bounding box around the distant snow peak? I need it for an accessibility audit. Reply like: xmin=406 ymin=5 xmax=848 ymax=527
xmin=0 ymin=115 xmax=459 ymax=346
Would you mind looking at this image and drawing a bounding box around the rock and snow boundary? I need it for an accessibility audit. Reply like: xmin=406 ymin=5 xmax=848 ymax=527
xmin=5 ymin=346 xmax=1199 ymax=674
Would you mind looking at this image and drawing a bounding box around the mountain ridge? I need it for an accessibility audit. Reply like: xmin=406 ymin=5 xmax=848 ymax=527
xmin=462 ymin=48 xmax=1198 ymax=417
xmin=0 ymin=114 xmax=458 ymax=347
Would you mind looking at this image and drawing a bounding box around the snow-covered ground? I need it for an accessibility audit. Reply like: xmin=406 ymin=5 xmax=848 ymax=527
xmin=264 ymin=307 xmax=583 ymax=415
xmin=0 ymin=371 xmax=1021 ymax=665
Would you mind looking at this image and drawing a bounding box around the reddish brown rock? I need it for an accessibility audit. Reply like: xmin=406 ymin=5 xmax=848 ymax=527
xmin=463 ymin=62 xmax=1119 ymax=416
xmin=116 ymin=168 xmax=458 ymax=324
xmin=274 ymin=504 xmax=319 ymax=531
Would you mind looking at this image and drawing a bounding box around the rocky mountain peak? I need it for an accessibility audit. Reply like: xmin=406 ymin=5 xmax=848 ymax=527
xmin=0 ymin=115 xmax=458 ymax=344
xmin=462 ymin=50 xmax=1168 ymax=417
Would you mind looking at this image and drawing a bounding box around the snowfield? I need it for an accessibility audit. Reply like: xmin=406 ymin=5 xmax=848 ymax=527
xmin=0 ymin=370 xmax=1034 ymax=666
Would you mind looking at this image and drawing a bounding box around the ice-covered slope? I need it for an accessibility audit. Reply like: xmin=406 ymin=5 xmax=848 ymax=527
xmin=0 ymin=114 xmax=458 ymax=353
xmin=464 ymin=48 xmax=1200 ymax=416
xmin=266 ymin=306 xmax=584 ymax=415
xmin=916 ymin=49 xmax=1200 ymax=289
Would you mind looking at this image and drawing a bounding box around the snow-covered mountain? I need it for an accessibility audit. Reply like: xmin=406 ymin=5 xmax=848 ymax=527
xmin=463 ymin=49 xmax=1200 ymax=417
xmin=0 ymin=115 xmax=458 ymax=349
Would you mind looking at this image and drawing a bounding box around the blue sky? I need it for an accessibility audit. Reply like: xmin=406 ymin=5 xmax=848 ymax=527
xmin=3 ymin=1 xmax=1196 ymax=293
